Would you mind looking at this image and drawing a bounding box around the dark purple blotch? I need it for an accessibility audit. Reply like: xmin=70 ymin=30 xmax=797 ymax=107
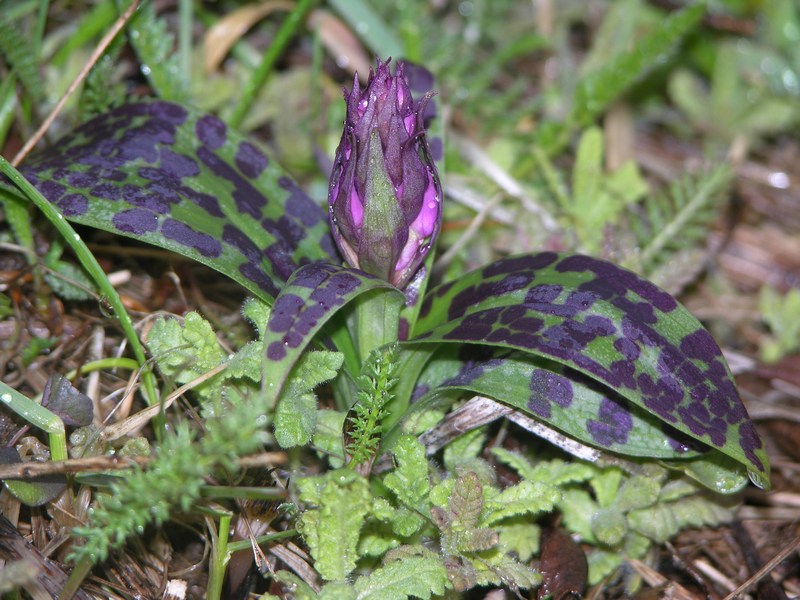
xmin=66 ymin=171 xmax=96 ymax=188
xmin=235 ymin=141 xmax=268 ymax=178
xmin=677 ymin=402 xmax=727 ymax=447
xmin=557 ymin=254 xmax=677 ymax=313
xmin=528 ymin=369 xmax=574 ymax=418
xmin=239 ymin=263 xmax=280 ymax=298
xmin=58 ymin=193 xmax=89 ymax=217
xmin=113 ymin=208 xmax=159 ymax=235
xmin=39 ymin=180 xmax=66 ymax=204
xmin=195 ymin=114 xmax=227 ymax=149
xmin=89 ymin=183 xmax=122 ymax=201
xmin=148 ymin=100 xmax=188 ymax=124
xmin=197 ymin=146 xmax=266 ymax=219
xmin=223 ymin=224 xmax=262 ymax=263
xmin=679 ymin=329 xmax=720 ymax=361
xmin=160 ymin=218 xmax=222 ymax=258
xmin=482 ymin=252 xmax=558 ymax=278
xmin=279 ymin=176 xmax=327 ymax=228
xmin=737 ymin=421 xmax=764 ymax=472
xmin=266 ymin=341 xmax=287 ymax=362
xmin=264 ymin=241 xmax=300 ymax=282
xmin=180 ymin=186 xmax=224 ymax=217
xmin=157 ymin=148 xmax=199 ymax=179
xmin=267 ymin=294 xmax=305 ymax=333
xmin=289 ymin=263 xmax=340 ymax=290
xmin=525 ymin=284 xmax=563 ymax=305
xmin=446 ymin=273 xmax=536 ymax=323
xmin=587 ymin=396 xmax=633 ymax=447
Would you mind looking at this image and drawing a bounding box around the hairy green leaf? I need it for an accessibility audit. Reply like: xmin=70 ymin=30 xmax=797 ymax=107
xmin=625 ymin=164 xmax=733 ymax=285
xmin=353 ymin=554 xmax=449 ymax=600
xmin=482 ymin=480 xmax=560 ymax=526
xmin=274 ymin=351 xmax=343 ymax=448
xmin=0 ymin=11 xmax=44 ymax=102
xmin=492 ymin=449 xmax=596 ymax=487
xmin=147 ymin=312 xmax=226 ymax=384
xmin=383 ymin=435 xmax=430 ymax=514
xmin=297 ymin=469 xmax=372 ymax=581
xmin=126 ymin=1 xmax=189 ymax=102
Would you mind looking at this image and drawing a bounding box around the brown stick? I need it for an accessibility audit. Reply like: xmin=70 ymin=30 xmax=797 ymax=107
xmin=0 ymin=451 xmax=287 ymax=480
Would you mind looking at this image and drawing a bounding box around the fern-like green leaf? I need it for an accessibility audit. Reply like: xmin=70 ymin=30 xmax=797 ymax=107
xmin=0 ymin=10 xmax=44 ymax=102
xmin=127 ymin=1 xmax=189 ymax=102
xmin=571 ymin=2 xmax=705 ymax=126
xmin=625 ymin=164 xmax=733 ymax=288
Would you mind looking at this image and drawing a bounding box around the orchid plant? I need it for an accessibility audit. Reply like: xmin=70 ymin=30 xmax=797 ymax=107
xmin=0 ymin=54 xmax=770 ymax=594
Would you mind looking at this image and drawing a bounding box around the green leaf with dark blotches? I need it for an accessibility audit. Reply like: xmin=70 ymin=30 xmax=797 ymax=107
xmin=262 ymin=263 xmax=402 ymax=407
xmin=3 ymin=101 xmax=338 ymax=303
xmin=411 ymin=252 xmax=769 ymax=490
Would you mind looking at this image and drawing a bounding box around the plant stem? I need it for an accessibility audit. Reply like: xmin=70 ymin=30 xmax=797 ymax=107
xmin=228 ymin=0 xmax=316 ymax=128
xmin=225 ymin=529 xmax=298 ymax=553
xmin=178 ymin=0 xmax=192 ymax=78
xmin=207 ymin=512 xmax=232 ymax=600
xmin=354 ymin=289 xmax=403 ymax=364
xmin=64 ymin=357 xmax=141 ymax=380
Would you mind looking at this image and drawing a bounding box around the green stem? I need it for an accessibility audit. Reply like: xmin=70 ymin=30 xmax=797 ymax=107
xmin=34 ymin=0 xmax=50 ymax=59
xmin=200 ymin=486 xmax=286 ymax=501
xmin=228 ymin=0 xmax=316 ymax=128
xmin=354 ymin=289 xmax=403 ymax=364
xmin=0 ymin=158 xmax=160 ymax=418
xmin=226 ymin=529 xmax=298 ymax=553
xmin=0 ymin=68 xmax=17 ymax=149
xmin=207 ymin=512 xmax=232 ymax=600
xmin=60 ymin=558 xmax=93 ymax=600
xmin=178 ymin=0 xmax=192 ymax=78
xmin=65 ymin=357 xmax=140 ymax=380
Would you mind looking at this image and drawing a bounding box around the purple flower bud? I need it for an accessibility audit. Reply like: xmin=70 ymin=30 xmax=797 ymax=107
xmin=328 ymin=58 xmax=442 ymax=289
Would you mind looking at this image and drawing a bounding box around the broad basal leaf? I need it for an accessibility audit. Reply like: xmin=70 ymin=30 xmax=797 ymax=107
xmin=415 ymin=352 xmax=704 ymax=460
xmin=411 ymin=252 xmax=769 ymax=489
xmin=7 ymin=100 xmax=338 ymax=302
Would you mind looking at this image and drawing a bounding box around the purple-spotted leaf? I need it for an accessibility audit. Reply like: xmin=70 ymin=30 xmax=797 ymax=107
xmin=418 ymin=352 xmax=701 ymax=459
xmin=9 ymin=101 xmax=337 ymax=302
xmin=408 ymin=351 xmax=749 ymax=492
xmin=410 ymin=252 xmax=769 ymax=489
xmin=262 ymin=263 xmax=403 ymax=405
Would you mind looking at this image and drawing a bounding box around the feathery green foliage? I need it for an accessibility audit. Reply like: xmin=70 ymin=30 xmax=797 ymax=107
xmin=632 ymin=165 xmax=733 ymax=273
xmin=0 ymin=9 xmax=44 ymax=102
xmin=126 ymin=0 xmax=189 ymax=102
xmin=345 ymin=343 xmax=400 ymax=468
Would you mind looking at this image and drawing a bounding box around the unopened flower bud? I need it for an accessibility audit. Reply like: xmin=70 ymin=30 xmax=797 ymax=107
xmin=328 ymin=58 xmax=442 ymax=289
